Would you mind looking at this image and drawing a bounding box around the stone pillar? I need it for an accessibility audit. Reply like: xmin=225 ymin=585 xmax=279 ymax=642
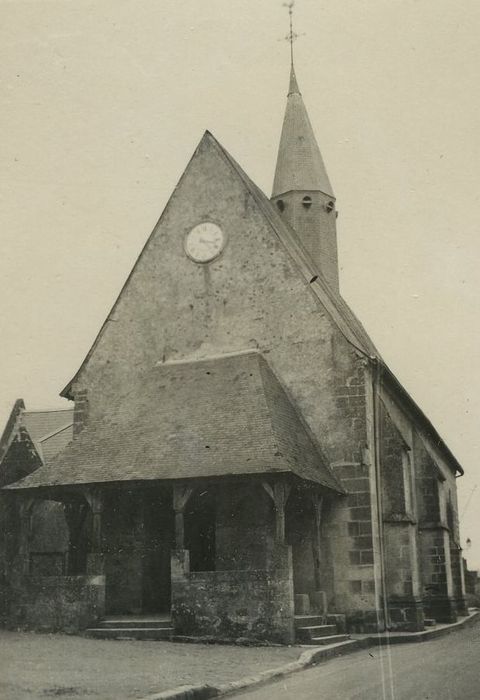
xmin=451 ymin=545 xmax=468 ymax=616
xmin=418 ymin=524 xmax=457 ymax=623
xmin=414 ymin=437 xmax=457 ymax=624
xmin=383 ymin=518 xmax=424 ymax=631
xmin=171 ymin=549 xmax=190 ymax=579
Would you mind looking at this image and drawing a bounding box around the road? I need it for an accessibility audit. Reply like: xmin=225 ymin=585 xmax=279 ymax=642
xmin=234 ymin=620 xmax=480 ymax=700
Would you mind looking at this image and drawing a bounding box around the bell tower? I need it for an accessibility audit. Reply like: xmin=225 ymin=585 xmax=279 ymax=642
xmin=271 ymin=6 xmax=339 ymax=292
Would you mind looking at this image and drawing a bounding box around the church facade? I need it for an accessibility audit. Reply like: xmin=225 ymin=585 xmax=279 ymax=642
xmin=0 ymin=65 xmax=467 ymax=643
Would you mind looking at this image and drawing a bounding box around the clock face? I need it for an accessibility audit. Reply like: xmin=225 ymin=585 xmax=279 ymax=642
xmin=185 ymin=222 xmax=225 ymax=263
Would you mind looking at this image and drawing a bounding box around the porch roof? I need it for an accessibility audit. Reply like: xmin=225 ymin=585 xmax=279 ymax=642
xmin=4 ymin=352 xmax=343 ymax=494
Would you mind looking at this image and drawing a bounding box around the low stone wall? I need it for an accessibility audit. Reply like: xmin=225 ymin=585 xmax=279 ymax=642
xmin=7 ymin=574 xmax=105 ymax=633
xmin=171 ymin=547 xmax=294 ymax=644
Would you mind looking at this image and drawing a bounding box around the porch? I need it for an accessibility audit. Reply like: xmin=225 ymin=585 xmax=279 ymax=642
xmin=7 ymin=475 xmax=336 ymax=643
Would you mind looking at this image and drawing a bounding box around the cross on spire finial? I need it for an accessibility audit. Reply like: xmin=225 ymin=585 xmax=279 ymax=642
xmin=282 ymin=1 xmax=304 ymax=67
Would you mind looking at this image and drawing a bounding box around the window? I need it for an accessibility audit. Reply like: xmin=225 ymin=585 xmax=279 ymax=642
xmin=302 ymin=195 xmax=312 ymax=209
xmin=402 ymin=450 xmax=413 ymax=514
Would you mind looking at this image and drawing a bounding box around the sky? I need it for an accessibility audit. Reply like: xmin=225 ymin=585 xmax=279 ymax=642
xmin=1 ymin=0 xmax=479 ymax=568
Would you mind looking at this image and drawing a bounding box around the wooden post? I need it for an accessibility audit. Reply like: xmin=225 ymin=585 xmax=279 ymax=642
xmin=310 ymin=493 xmax=324 ymax=589
xmin=262 ymin=480 xmax=292 ymax=543
xmin=84 ymin=490 xmax=103 ymax=552
xmin=173 ymin=484 xmax=194 ymax=549
xmin=83 ymin=489 xmax=104 ymax=574
xmin=18 ymin=498 xmax=34 ymax=575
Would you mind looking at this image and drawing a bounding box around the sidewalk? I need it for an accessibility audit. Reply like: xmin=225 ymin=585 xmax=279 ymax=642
xmin=354 ymin=609 xmax=480 ymax=645
xmin=0 ymin=631 xmax=301 ymax=700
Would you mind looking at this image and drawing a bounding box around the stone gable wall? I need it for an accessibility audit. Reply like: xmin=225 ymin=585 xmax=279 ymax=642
xmin=66 ymin=138 xmax=374 ymax=618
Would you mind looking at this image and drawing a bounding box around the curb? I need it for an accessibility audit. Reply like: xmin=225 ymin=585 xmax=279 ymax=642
xmin=139 ymin=638 xmax=365 ymax=700
xmin=140 ymin=611 xmax=479 ymax=700
xmin=362 ymin=609 xmax=480 ymax=645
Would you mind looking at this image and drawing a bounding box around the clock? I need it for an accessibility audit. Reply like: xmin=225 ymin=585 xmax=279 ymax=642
xmin=185 ymin=222 xmax=225 ymax=263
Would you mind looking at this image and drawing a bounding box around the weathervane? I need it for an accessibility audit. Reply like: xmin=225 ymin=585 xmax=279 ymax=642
xmin=282 ymin=1 xmax=304 ymax=67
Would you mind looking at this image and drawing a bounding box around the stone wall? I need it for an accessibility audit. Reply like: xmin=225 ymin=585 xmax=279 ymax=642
xmin=8 ymin=574 xmax=105 ymax=632
xmin=171 ymin=547 xmax=294 ymax=644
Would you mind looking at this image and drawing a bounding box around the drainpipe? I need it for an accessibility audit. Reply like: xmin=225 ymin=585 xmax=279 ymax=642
xmin=370 ymin=357 xmax=390 ymax=631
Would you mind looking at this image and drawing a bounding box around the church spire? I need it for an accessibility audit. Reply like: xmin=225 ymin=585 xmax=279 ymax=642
xmin=271 ymin=6 xmax=339 ymax=291
xmin=288 ymin=64 xmax=300 ymax=96
xmin=272 ymin=67 xmax=334 ymax=198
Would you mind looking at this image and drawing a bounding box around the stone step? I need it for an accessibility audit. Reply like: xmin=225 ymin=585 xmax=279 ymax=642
xmin=296 ymin=624 xmax=337 ymax=642
xmin=308 ymin=634 xmax=350 ymax=646
xmin=294 ymin=615 xmax=324 ymax=628
xmin=98 ymin=618 xmax=172 ymax=630
xmin=424 ymin=618 xmax=436 ymax=627
xmin=85 ymin=627 xmax=173 ymax=641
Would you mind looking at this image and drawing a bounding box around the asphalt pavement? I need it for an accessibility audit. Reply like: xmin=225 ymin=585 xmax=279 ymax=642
xmin=234 ymin=619 xmax=480 ymax=700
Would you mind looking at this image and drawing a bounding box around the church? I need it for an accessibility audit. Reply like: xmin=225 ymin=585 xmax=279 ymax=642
xmin=0 ymin=55 xmax=467 ymax=644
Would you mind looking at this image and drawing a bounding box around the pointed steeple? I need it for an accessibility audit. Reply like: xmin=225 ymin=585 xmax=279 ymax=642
xmin=271 ymin=64 xmax=339 ymax=292
xmin=273 ymin=67 xmax=334 ymax=198
xmin=288 ymin=64 xmax=300 ymax=96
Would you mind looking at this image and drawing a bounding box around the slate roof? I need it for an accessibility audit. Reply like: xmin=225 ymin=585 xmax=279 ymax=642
xmin=6 ymin=352 xmax=343 ymax=493
xmin=0 ymin=404 xmax=74 ymax=487
xmin=0 ymin=403 xmax=73 ymax=467
xmin=272 ymin=65 xmax=334 ymax=198
xmin=23 ymin=410 xmax=73 ymax=446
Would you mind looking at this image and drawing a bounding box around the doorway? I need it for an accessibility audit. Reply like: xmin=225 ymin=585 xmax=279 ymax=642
xmin=104 ymin=488 xmax=174 ymax=615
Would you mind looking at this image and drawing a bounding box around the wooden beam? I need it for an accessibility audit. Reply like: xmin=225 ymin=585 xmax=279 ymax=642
xmin=82 ymin=488 xmax=103 ymax=553
xmin=18 ymin=498 xmax=35 ymax=574
xmin=173 ymin=484 xmax=195 ymax=549
xmin=262 ymin=480 xmax=292 ymax=542
xmin=310 ymin=493 xmax=324 ymax=589
xmin=173 ymin=484 xmax=195 ymax=514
